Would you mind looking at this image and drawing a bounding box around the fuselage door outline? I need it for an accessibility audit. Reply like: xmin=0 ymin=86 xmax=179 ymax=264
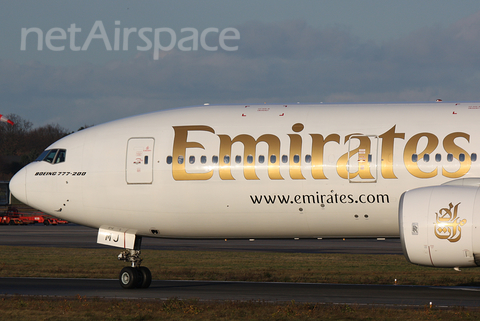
xmin=126 ymin=137 xmax=155 ymax=184
xmin=347 ymin=134 xmax=378 ymax=183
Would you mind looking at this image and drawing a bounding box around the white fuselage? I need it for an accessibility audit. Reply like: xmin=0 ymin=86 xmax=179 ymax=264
xmin=10 ymin=102 xmax=480 ymax=239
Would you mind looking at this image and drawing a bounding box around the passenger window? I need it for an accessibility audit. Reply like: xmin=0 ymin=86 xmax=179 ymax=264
xmin=293 ymin=155 xmax=300 ymax=164
xmin=447 ymin=154 xmax=453 ymax=162
xmin=247 ymin=155 xmax=253 ymax=164
xmin=258 ymin=155 xmax=265 ymax=164
xmin=178 ymin=156 xmax=184 ymax=165
xmin=189 ymin=156 xmax=195 ymax=164
xmin=201 ymin=156 xmax=207 ymax=164
xmin=212 ymin=156 xmax=219 ymax=164
xmin=459 ymin=153 xmax=465 ymax=162
xmin=270 ymin=155 xmax=277 ymax=164
xmin=235 ymin=155 xmax=242 ymax=164
xmin=305 ymin=155 xmax=312 ymax=163
xmin=412 ymin=154 xmax=418 ymax=162
xmin=435 ymin=154 xmax=441 ymax=162
xmin=282 ymin=155 xmax=288 ymax=163
xmin=472 ymin=153 xmax=477 ymax=162
xmin=424 ymin=154 xmax=430 ymax=162
xmin=166 ymin=156 xmax=172 ymax=164
xmin=367 ymin=154 xmax=372 ymax=163
xmin=224 ymin=155 xmax=230 ymax=164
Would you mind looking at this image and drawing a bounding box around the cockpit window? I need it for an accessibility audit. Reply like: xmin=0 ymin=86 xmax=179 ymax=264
xmin=55 ymin=149 xmax=66 ymax=163
xmin=35 ymin=149 xmax=66 ymax=164
xmin=35 ymin=150 xmax=50 ymax=162
xmin=44 ymin=150 xmax=58 ymax=163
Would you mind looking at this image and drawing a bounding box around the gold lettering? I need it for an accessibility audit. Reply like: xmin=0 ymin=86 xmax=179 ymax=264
xmin=337 ymin=134 xmax=374 ymax=179
xmin=172 ymin=126 xmax=215 ymax=180
xmin=403 ymin=133 xmax=438 ymax=178
xmin=310 ymin=134 xmax=340 ymax=179
xmin=219 ymin=135 xmax=253 ymax=180
xmin=379 ymin=125 xmax=405 ymax=179
xmin=170 ymin=123 xmax=471 ymax=182
xmin=434 ymin=202 xmax=466 ymax=242
xmin=442 ymin=132 xmax=471 ymax=178
xmin=288 ymin=123 xmax=305 ymax=180
xmin=288 ymin=134 xmax=305 ymax=179
xmin=218 ymin=134 xmax=284 ymax=180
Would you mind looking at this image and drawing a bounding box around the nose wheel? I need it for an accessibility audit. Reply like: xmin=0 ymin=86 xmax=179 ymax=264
xmin=119 ymin=266 xmax=152 ymax=289
xmin=118 ymin=249 xmax=152 ymax=289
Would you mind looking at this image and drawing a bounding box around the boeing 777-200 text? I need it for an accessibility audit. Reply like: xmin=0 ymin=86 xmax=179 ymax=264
xmin=9 ymin=102 xmax=480 ymax=288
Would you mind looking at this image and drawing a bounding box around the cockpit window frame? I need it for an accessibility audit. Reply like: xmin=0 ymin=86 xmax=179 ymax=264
xmin=44 ymin=150 xmax=58 ymax=163
xmin=55 ymin=149 xmax=67 ymax=163
xmin=35 ymin=149 xmax=67 ymax=164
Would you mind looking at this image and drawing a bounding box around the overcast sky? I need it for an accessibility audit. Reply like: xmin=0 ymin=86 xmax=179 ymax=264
xmin=2 ymin=0 xmax=480 ymax=130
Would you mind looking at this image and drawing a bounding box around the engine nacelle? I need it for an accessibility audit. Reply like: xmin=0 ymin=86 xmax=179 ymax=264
xmin=399 ymin=185 xmax=480 ymax=268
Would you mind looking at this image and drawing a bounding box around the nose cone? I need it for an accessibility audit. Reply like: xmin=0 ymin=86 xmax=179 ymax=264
xmin=9 ymin=167 xmax=27 ymax=204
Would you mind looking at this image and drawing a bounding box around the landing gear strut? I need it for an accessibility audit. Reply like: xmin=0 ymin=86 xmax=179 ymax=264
xmin=117 ymin=238 xmax=152 ymax=289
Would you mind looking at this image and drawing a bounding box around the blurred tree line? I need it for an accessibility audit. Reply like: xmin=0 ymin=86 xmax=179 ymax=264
xmin=0 ymin=114 xmax=71 ymax=180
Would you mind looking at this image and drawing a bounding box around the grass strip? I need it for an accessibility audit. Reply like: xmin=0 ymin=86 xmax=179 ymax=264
xmin=0 ymin=296 xmax=479 ymax=321
xmin=1 ymin=245 xmax=480 ymax=286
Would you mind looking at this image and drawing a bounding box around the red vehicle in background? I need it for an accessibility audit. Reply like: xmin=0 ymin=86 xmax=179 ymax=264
xmin=0 ymin=207 xmax=68 ymax=225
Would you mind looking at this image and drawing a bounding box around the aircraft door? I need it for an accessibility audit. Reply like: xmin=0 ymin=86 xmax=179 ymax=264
xmin=346 ymin=135 xmax=378 ymax=183
xmin=126 ymin=138 xmax=154 ymax=184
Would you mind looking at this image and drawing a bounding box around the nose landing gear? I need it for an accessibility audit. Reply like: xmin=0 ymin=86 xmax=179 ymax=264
xmin=97 ymin=228 xmax=152 ymax=289
xmin=118 ymin=249 xmax=152 ymax=289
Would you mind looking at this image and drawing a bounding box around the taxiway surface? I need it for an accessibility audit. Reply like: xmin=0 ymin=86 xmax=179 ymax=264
xmin=2 ymin=278 xmax=480 ymax=307
xmin=0 ymin=224 xmax=402 ymax=254
xmin=2 ymin=224 xmax=478 ymax=307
